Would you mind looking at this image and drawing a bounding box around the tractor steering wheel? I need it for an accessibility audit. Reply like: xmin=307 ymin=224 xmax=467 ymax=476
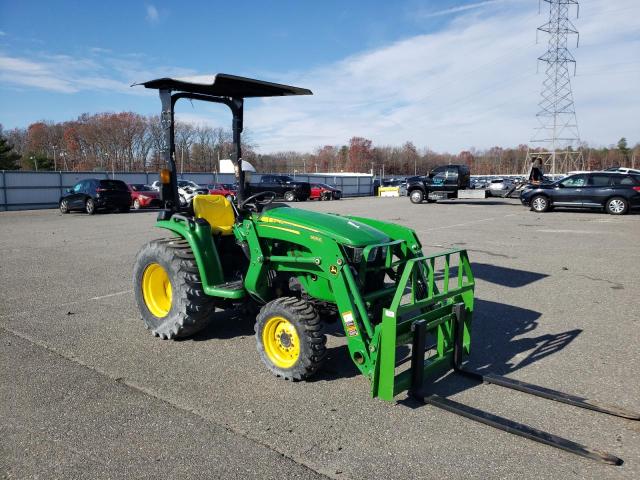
xmin=239 ymin=191 xmax=276 ymax=212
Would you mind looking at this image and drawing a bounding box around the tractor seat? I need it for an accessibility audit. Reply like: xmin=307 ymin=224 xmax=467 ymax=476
xmin=192 ymin=195 xmax=235 ymax=236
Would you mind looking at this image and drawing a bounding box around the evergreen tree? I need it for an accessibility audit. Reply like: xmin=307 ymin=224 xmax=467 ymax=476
xmin=0 ymin=135 xmax=21 ymax=170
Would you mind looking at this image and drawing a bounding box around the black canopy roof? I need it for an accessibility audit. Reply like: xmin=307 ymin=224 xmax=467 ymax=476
xmin=137 ymin=73 xmax=312 ymax=98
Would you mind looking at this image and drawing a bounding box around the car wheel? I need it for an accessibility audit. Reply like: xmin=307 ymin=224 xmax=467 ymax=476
xmin=133 ymin=199 xmax=141 ymax=210
xmin=85 ymin=198 xmax=96 ymax=215
xmin=605 ymin=197 xmax=628 ymax=215
xmin=284 ymin=191 xmax=296 ymax=202
xmin=530 ymin=195 xmax=549 ymax=213
xmin=409 ymin=190 xmax=424 ymax=204
xmin=179 ymin=195 xmax=187 ymax=207
xmin=225 ymin=194 xmax=233 ymax=201
xmin=59 ymin=199 xmax=69 ymax=214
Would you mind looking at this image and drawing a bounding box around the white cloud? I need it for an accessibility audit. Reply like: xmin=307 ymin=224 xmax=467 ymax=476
xmin=416 ymin=0 xmax=510 ymax=19
xmin=146 ymin=5 xmax=160 ymax=23
xmin=0 ymin=50 xmax=195 ymax=95
xmin=0 ymin=31 xmax=6 ymax=36
xmin=0 ymin=0 xmax=637 ymax=153
xmin=242 ymin=0 xmax=639 ymax=152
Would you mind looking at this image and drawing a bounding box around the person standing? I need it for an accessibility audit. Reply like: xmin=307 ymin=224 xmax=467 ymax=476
xmin=529 ymin=157 xmax=543 ymax=184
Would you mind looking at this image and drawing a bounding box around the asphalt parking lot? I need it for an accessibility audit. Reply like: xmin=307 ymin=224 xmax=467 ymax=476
xmin=1 ymin=197 xmax=639 ymax=479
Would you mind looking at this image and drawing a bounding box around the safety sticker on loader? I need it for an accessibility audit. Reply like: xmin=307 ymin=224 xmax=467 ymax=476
xmin=342 ymin=311 xmax=358 ymax=336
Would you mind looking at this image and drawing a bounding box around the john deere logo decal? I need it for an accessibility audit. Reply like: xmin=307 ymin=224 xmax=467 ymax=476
xmin=329 ymin=265 xmax=338 ymax=275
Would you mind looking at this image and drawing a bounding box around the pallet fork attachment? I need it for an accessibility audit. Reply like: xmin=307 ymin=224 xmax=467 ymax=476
xmin=408 ymin=304 xmax=637 ymax=465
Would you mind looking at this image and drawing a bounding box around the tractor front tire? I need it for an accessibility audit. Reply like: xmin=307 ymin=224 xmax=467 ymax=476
xmin=133 ymin=238 xmax=215 ymax=339
xmin=256 ymin=297 xmax=326 ymax=381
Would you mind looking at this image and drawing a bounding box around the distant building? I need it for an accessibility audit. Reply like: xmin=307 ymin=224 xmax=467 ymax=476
xmin=219 ymin=158 xmax=256 ymax=174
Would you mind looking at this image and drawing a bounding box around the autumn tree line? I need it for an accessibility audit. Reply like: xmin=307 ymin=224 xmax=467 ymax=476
xmin=1 ymin=113 xmax=637 ymax=176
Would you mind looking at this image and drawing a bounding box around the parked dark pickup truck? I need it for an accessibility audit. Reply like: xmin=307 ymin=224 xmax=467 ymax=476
xmin=248 ymin=175 xmax=311 ymax=201
xmin=406 ymin=164 xmax=471 ymax=203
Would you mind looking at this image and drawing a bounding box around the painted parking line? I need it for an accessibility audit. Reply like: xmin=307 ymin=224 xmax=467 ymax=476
xmin=0 ymin=290 xmax=130 ymax=319
xmin=429 ymin=214 xmax=518 ymax=230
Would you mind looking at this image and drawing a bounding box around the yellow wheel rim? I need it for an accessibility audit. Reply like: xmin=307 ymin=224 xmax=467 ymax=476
xmin=262 ymin=316 xmax=300 ymax=369
xmin=142 ymin=263 xmax=172 ymax=318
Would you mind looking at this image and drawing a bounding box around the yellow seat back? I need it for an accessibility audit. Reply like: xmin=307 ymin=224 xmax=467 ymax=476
xmin=192 ymin=195 xmax=235 ymax=236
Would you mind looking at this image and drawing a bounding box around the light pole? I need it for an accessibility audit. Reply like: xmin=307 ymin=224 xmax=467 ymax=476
xmin=52 ymin=145 xmax=57 ymax=171
xmin=59 ymin=151 xmax=68 ymax=170
xmin=30 ymin=155 xmax=37 ymax=172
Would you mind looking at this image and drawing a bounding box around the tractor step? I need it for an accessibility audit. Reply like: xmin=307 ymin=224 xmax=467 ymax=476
xmin=213 ymin=279 xmax=245 ymax=291
xmin=206 ymin=279 xmax=246 ymax=299
xmin=406 ymin=303 xmax=638 ymax=465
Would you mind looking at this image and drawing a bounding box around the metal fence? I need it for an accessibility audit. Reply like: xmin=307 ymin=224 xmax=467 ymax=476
xmin=0 ymin=171 xmax=374 ymax=211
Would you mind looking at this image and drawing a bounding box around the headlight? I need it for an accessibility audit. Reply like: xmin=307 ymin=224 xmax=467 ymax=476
xmin=343 ymin=245 xmax=388 ymax=264
xmin=344 ymin=246 xmax=364 ymax=264
xmin=367 ymin=246 xmax=388 ymax=262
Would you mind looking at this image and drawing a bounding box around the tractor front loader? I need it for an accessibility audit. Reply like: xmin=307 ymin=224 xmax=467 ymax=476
xmin=132 ymin=74 xmax=638 ymax=466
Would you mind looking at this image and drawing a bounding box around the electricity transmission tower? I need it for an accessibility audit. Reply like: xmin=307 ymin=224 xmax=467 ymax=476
xmin=526 ymin=0 xmax=584 ymax=176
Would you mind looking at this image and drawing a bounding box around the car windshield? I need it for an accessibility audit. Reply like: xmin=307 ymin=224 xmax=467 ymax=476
xmin=279 ymin=176 xmax=294 ymax=182
xmin=178 ymin=180 xmax=199 ymax=187
xmin=99 ymin=180 xmax=128 ymax=191
xmin=131 ymin=184 xmax=152 ymax=191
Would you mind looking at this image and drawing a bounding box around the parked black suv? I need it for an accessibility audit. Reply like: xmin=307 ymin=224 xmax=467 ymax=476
xmin=520 ymin=172 xmax=640 ymax=215
xmin=59 ymin=179 xmax=132 ymax=215
xmin=407 ymin=164 xmax=471 ymax=203
xmin=248 ymin=175 xmax=311 ymax=201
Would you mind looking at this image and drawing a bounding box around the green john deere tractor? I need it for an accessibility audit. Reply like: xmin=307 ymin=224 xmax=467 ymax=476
xmin=133 ymin=74 xmax=636 ymax=465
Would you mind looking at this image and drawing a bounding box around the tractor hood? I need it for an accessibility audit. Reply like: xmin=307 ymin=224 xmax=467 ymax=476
xmin=259 ymin=207 xmax=389 ymax=246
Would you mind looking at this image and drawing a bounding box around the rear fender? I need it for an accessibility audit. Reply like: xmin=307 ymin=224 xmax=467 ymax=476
xmin=155 ymin=217 xmax=225 ymax=287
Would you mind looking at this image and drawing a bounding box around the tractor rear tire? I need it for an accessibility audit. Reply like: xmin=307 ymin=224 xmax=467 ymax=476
xmin=255 ymin=297 xmax=326 ymax=381
xmin=133 ymin=237 xmax=215 ymax=339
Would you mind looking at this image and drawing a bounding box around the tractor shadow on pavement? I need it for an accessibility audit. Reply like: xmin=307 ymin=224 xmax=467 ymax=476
xmin=444 ymin=263 xmax=549 ymax=289
xmin=470 ymin=263 xmax=549 ymax=288
xmin=312 ymin=320 xmax=361 ymax=381
xmin=402 ymin=298 xmax=582 ymax=405
xmin=188 ymin=309 xmax=256 ymax=341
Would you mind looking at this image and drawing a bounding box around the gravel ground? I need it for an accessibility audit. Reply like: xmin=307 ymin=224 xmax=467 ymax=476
xmin=1 ymin=197 xmax=638 ymax=479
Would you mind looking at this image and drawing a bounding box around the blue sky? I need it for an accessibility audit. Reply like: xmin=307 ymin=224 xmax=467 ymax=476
xmin=1 ymin=0 xmax=639 ymax=152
